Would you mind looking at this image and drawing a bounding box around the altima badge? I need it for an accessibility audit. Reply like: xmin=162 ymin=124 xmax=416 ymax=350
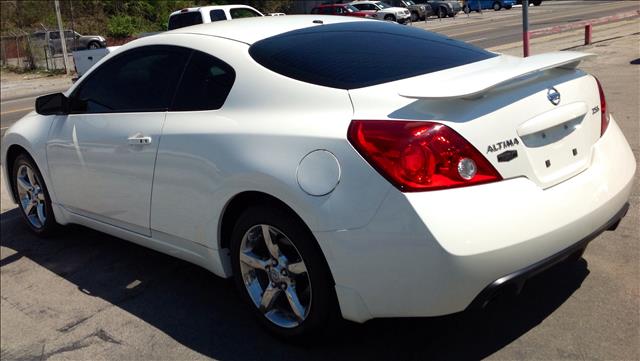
xmin=547 ymin=88 xmax=561 ymax=106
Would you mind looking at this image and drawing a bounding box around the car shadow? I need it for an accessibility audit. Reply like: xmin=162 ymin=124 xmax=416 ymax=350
xmin=1 ymin=208 xmax=589 ymax=360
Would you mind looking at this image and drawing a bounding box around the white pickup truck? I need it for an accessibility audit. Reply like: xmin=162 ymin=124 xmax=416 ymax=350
xmin=72 ymin=47 xmax=119 ymax=78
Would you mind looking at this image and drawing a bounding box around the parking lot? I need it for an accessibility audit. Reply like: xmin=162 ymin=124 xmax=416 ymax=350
xmin=1 ymin=4 xmax=639 ymax=361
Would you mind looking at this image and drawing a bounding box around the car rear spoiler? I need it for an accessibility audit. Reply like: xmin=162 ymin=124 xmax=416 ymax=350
xmin=399 ymin=51 xmax=595 ymax=100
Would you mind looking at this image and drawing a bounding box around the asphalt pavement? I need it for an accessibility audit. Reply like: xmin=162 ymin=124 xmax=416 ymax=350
xmin=414 ymin=0 xmax=640 ymax=48
xmin=1 ymin=4 xmax=639 ymax=361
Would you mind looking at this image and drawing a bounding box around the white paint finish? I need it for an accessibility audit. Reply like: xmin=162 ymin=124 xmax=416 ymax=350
xmin=297 ymin=150 xmax=341 ymax=196
xmin=323 ymin=117 xmax=635 ymax=321
xmin=399 ymin=51 xmax=595 ymax=99
xmin=516 ymin=101 xmax=587 ymax=136
xmin=46 ymin=112 xmax=165 ymax=236
xmin=349 ymin=1 xmax=411 ymax=21
xmin=168 ymin=15 xmax=363 ymax=44
xmin=350 ymin=64 xmax=602 ymax=189
xmin=168 ymin=4 xmax=264 ymax=23
xmin=146 ymin=34 xmax=390 ymax=252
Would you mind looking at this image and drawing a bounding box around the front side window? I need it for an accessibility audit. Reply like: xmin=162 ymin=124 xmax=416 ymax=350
xmin=171 ymin=51 xmax=236 ymax=111
xmin=230 ymin=8 xmax=261 ymax=19
xmin=168 ymin=12 xmax=203 ymax=30
xmin=49 ymin=32 xmax=59 ymax=39
xmin=210 ymin=9 xmax=227 ymax=21
xmin=71 ymin=46 xmax=190 ymax=113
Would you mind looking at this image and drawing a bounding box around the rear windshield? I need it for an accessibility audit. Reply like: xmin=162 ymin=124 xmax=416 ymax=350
xmin=249 ymin=21 xmax=496 ymax=89
xmin=168 ymin=12 xmax=203 ymax=30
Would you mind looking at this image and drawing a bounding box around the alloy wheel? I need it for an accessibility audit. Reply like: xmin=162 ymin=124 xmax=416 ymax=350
xmin=239 ymin=224 xmax=312 ymax=328
xmin=15 ymin=164 xmax=47 ymax=229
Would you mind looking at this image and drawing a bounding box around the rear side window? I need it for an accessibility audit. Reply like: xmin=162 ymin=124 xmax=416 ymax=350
xmin=171 ymin=51 xmax=236 ymax=111
xmin=168 ymin=12 xmax=203 ymax=30
xmin=249 ymin=21 xmax=496 ymax=89
xmin=210 ymin=9 xmax=227 ymax=21
xmin=229 ymin=8 xmax=261 ymax=18
xmin=71 ymin=46 xmax=189 ymax=113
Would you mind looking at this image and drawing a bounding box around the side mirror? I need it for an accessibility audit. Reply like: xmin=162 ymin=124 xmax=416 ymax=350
xmin=35 ymin=93 xmax=69 ymax=115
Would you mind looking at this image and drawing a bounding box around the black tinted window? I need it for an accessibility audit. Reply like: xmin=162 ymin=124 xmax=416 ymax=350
xmin=72 ymin=46 xmax=189 ymax=113
xmin=250 ymin=22 xmax=496 ymax=89
xmin=168 ymin=12 xmax=203 ymax=30
xmin=171 ymin=51 xmax=235 ymax=111
xmin=210 ymin=9 xmax=227 ymax=21
xmin=229 ymin=8 xmax=261 ymax=18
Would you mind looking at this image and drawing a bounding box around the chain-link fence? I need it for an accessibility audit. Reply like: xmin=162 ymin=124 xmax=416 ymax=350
xmin=0 ymin=31 xmax=74 ymax=72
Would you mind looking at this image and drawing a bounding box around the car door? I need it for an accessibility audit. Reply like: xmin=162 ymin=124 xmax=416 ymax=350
xmin=46 ymin=45 xmax=190 ymax=235
xmin=150 ymin=48 xmax=237 ymax=246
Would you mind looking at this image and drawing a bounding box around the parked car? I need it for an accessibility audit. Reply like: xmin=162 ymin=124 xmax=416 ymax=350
xmin=426 ymin=0 xmax=462 ymax=17
xmin=31 ymin=30 xmax=106 ymax=54
xmin=350 ymin=1 xmax=411 ymax=23
xmin=465 ymin=0 xmax=515 ymax=11
xmin=387 ymin=0 xmax=434 ymax=21
xmin=168 ymin=5 xmax=264 ymax=30
xmin=310 ymin=4 xmax=374 ymax=18
xmin=4 ymin=15 xmax=634 ymax=341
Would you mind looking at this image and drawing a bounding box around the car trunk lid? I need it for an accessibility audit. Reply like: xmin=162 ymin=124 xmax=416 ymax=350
xmin=348 ymin=52 xmax=602 ymax=189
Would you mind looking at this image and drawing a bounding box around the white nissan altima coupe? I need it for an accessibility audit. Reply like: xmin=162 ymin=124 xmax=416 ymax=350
xmin=2 ymin=15 xmax=635 ymax=339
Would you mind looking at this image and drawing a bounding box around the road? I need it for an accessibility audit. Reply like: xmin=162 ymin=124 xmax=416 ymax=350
xmin=0 ymin=87 xmax=69 ymax=138
xmin=415 ymin=0 xmax=640 ymax=48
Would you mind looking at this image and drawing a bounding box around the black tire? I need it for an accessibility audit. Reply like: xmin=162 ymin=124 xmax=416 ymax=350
xmin=410 ymin=11 xmax=419 ymax=22
xmin=505 ymin=5 xmax=512 ymax=9
xmin=437 ymin=6 xmax=447 ymax=18
xmin=533 ymin=0 xmax=542 ymax=6
xmin=384 ymin=14 xmax=395 ymax=22
xmin=493 ymin=2 xmax=502 ymax=11
xmin=230 ymin=204 xmax=338 ymax=341
xmin=11 ymin=153 xmax=58 ymax=237
xmin=463 ymin=5 xmax=471 ymax=14
xmin=87 ymin=41 xmax=100 ymax=50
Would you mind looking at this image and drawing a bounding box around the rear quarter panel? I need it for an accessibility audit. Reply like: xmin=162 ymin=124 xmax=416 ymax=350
xmin=148 ymin=35 xmax=392 ymax=261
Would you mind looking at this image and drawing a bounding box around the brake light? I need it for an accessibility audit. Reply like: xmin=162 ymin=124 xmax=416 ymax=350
xmin=595 ymin=77 xmax=609 ymax=137
xmin=348 ymin=120 xmax=502 ymax=192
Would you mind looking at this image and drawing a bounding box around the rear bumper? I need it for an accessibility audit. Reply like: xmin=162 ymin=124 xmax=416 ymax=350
xmin=319 ymin=117 xmax=635 ymax=323
xmin=467 ymin=202 xmax=629 ymax=310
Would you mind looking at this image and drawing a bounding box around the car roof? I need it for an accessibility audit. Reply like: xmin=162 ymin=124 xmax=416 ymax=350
xmin=169 ymin=5 xmax=261 ymax=16
xmin=167 ymin=15 xmax=365 ymax=45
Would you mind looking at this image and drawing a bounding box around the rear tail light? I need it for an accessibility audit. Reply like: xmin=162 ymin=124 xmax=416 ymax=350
xmin=594 ymin=77 xmax=609 ymax=137
xmin=348 ymin=120 xmax=502 ymax=192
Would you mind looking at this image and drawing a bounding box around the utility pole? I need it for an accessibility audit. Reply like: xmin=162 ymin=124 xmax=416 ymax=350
xmin=522 ymin=0 xmax=530 ymax=57
xmin=54 ymin=0 xmax=70 ymax=74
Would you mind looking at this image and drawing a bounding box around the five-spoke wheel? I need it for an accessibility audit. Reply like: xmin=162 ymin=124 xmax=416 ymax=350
xmin=231 ymin=204 xmax=337 ymax=340
xmin=239 ymin=224 xmax=312 ymax=328
xmin=12 ymin=153 xmax=57 ymax=235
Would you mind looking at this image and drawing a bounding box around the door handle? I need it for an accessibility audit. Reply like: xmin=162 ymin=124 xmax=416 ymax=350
xmin=127 ymin=134 xmax=152 ymax=145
